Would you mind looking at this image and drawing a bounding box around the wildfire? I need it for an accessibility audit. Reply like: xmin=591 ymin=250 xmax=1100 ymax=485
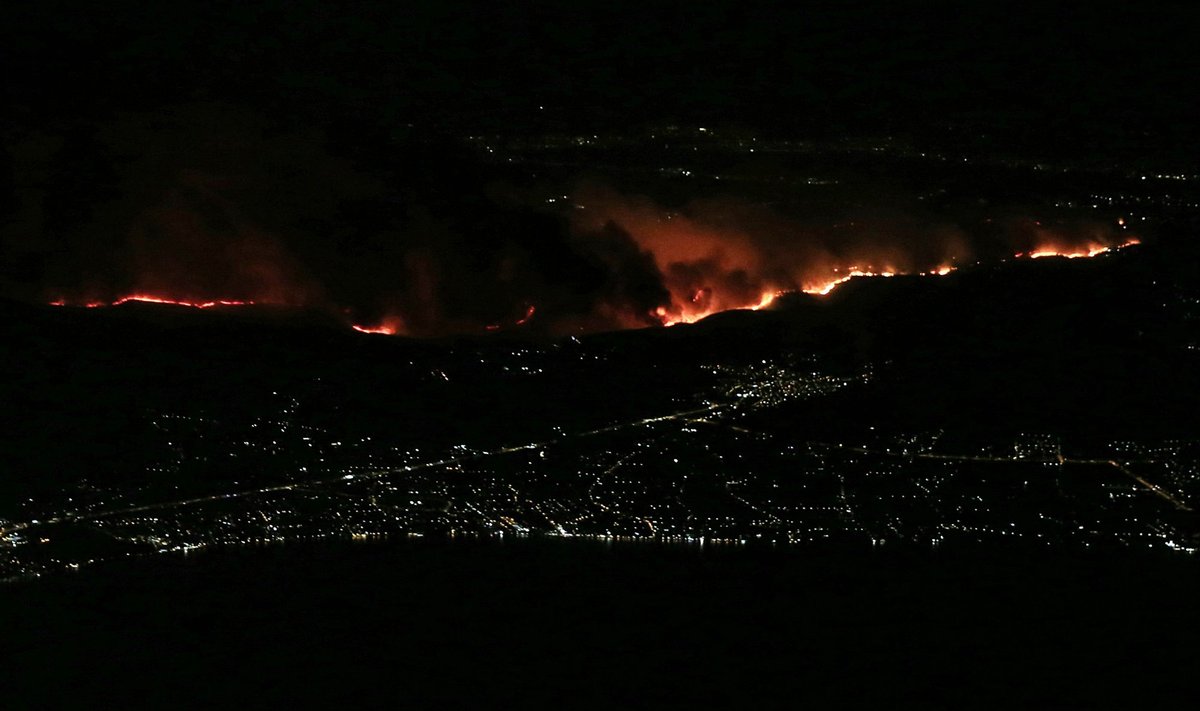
xmin=515 ymin=304 xmax=536 ymax=325
xmin=485 ymin=304 xmax=538 ymax=331
xmin=50 ymin=294 xmax=260 ymax=309
xmin=800 ymin=268 xmax=900 ymax=297
xmin=654 ymin=245 xmax=1153 ymax=327
xmin=351 ymin=315 xmax=405 ymax=336
xmin=654 ymin=264 xmax=955 ymax=326
xmin=750 ymin=290 xmax=781 ymax=310
xmin=652 ymin=232 xmax=1140 ymax=328
xmin=351 ymin=324 xmax=398 ymax=335
xmin=45 ymin=230 xmax=1141 ymax=335
xmin=656 ymin=289 xmax=784 ymax=326
xmin=654 ymin=307 xmax=707 ymax=327
xmin=651 ymin=259 xmax=965 ymax=327
xmin=1016 ymin=237 xmax=1140 ymax=260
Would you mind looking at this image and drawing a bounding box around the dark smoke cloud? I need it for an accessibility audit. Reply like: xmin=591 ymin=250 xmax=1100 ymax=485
xmin=0 ymin=104 xmax=675 ymax=334
xmin=2 ymin=105 xmax=368 ymax=304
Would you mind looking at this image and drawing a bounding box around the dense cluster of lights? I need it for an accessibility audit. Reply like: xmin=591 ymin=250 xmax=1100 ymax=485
xmin=5 ymin=357 xmax=1196 ymax=580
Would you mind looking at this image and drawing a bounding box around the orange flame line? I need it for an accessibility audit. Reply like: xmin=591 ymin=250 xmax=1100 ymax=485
xmin=1020 ymin=237 xmax=1140 ymax=260
xmin=351 ymin=324 xmax=398 ymax=335
xmin=52 ymin=294 xmax=260 ymax=309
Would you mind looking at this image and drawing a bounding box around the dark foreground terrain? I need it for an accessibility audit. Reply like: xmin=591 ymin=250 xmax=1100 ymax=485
xmin=3 ymin=537 xmax=1198 ymax=708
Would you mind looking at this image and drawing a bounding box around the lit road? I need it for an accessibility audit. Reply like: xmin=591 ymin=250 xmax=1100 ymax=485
xmin=1108 ymin=460 xmax=1193 ymax=512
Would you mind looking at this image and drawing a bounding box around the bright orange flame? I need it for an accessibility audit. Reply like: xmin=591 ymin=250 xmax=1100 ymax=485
xmin=749 ymin=290 xmax=780 ymax=310
xmin=351 ymin=315 xmax=404 ymax=336
xmin=660 ymin=266 xmax=920 ymax=325
xmin=658 ymin=289 xmax=783 ymax=326
xmin=654 ymin=237 xmax=1136 ymax=327
xmin=800 ymin=268 xmax=902 ymax=297
xmin=803 ymin=275 xmax=854 ymax=296
xmin=351 ymin=324 xmax=397 ymax=335
xmin=46 ymin=232 xmax=1141 ymax=335
xmin=657 ymin=261 xmax=955 ymax=323
xmin=1020 ymin=237 xmax=1140 ymax=260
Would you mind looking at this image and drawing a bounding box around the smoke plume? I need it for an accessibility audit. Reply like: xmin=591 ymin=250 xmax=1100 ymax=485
xmin=0 ymin=105 xmax=1135 ymax=336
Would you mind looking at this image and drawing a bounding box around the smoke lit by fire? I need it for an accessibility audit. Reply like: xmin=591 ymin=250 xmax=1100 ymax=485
xmin=44 ymin=213 xmax=1140 ymax=335
xmin=567 ymin=187 xmax=1141 ymax=328
xmin=11 ymin=108 xmax=1143 ymax=337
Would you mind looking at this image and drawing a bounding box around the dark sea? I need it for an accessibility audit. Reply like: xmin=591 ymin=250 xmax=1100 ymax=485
xmin=3 ymin=538 xmax=1197 ymax=708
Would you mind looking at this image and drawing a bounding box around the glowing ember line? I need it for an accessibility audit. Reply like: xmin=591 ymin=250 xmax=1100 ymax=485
xmin=801 ymin=268 xmax=904 ymax=297
xmin=45 ymin=236 xmax=1140 ymax=336
xmin=351 ymin=324 xmax=398 ymax=335
xmin=487 ymin=304 xmax=538 ymax=331
xmin=657 ymin=288 xmax=784 ymax=326
xmin=1028 ymin=248 xmax=1104 ymax=259
xmin=53 ymin=295 xmax=259 ymax=309
xmin=668 ymin=234 xmax=1138 ymax=325
xmin=803 ymin=275 xmax=854 ymax=296
xmin=515 ymin=304 xmax=536 ymax=325
xmin=1020 ymin=237 xmax=1140 ymax=260
xmin=351 ymin=315 xmax=404 ymax=335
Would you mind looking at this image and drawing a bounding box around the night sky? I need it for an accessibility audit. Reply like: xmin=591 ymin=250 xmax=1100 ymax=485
xmin=5 ymin=1 xmax=1196 ymax=132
